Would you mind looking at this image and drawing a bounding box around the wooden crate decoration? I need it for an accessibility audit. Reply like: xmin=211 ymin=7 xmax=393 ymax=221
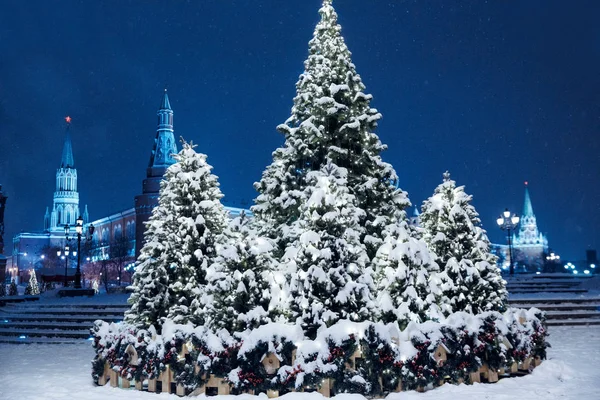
xmin=109 ymin=369 xmax=119 ymax=388
xmin=479 ymin=365 xmax=498 ymax=383
xmin=534 ymin=356 xmax=542 ymax=367
xmin=97 ymin=362 xmax=111 ymax=386
xmin=519 ymin=357 xmax=533 ymax=372
xmin=469 ymin=370 xmax=480 ymax=384
xmin=318 ymin=378 xmax=334 ymax=397
xmin=262 ymin=352 xmax=281 ymax=375
xmin=190 ymin=374 xmax=230 ymax=396
xmin=346 ymin=347 xmax=363 ymax=371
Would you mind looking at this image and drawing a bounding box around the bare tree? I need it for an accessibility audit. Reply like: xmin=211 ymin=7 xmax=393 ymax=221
xmin=109 ymin=234 xmax=133 ymax=286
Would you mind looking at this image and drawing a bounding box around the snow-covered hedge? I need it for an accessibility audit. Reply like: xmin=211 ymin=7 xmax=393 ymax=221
xmin=91 ymin=308 xmax=548 ymax=395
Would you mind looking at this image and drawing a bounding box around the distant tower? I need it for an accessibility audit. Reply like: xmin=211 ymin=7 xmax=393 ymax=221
xmin=409 ymin=206 xmax=420 ymax=227
xmin=47 ymin=117 xmax=88 ymax=232
xmin=512 ymin=182 xmax=548 ymax=270
xmin=134 ymin=90 xmax=178 ymax=257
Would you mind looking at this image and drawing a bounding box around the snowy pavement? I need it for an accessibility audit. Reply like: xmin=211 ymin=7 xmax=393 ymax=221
xmin=0 ymin=325 xmax=598 ymax=400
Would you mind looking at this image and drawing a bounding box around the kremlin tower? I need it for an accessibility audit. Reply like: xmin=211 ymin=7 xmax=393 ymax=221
xmin=134 ymin=90 xmax=178 ymax=257
xmin=44 ymin=117 xmax=88 ymax=232
xmin=512 ymin=182 xmax=549 ymax=270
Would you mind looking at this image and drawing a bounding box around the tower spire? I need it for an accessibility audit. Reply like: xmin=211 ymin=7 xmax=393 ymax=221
xmin=160 ymin=88 xmax=171 ymax=110
xmin=148 ymin=90 xmax=177 ymax=168
xmin=523 ymin=181 xmax=534 ymax=217
xmin=61 ymin=116 xmax=75 ymax=168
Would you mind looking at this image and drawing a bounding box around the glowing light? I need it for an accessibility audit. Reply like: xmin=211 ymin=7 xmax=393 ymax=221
xmin=564 ymin=265 xmax=569 ymax=269
xmin=591 ymin=264 xmax=596 ymax=269
xmin=19 ymin=335 xmax=27 ymax=339
xmin=573 ymin=270 xmax=578 ymax=275
xmin=535 ymin=271 xmax=541 ymax=275
xmin=584 ymin=270 xmax=590 ymax=275
xmin=65 ymin=116 xmax=72 ymax=124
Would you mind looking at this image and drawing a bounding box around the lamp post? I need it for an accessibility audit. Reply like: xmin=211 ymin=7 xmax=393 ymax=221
xmin=496 ymin=209 xmax=520 ymax=276
xmin=57 ymin=244 xmax=71 ymax=287
xmin=74 ymin=216 xmax=94 ymax=289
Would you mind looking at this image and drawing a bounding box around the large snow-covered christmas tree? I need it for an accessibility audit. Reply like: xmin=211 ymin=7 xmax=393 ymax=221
xmin=125 ymin=140 xmax=229 ymax=331
xmin=252 ymin=0 xmax=408 ymax=259
xmin=420 ymin=172 xmax=507 ymax=314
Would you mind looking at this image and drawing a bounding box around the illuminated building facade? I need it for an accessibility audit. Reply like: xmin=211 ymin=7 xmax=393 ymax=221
xmin=11 ymin=91 xmax=250 ymax=284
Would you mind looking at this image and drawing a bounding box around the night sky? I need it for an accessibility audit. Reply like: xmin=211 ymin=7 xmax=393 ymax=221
xmin=1 ymin=1 xmax=598 ymax=259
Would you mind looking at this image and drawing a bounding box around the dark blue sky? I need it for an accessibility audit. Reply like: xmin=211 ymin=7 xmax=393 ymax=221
xmin=1 ymin=0 xmax=598 ymax=259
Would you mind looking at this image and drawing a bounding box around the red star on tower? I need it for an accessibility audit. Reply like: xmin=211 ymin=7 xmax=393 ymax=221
xmin=65 ymin=116 xmax=72 ymax=124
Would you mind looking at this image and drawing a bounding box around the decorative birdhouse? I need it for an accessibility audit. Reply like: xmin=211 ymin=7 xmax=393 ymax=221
xmin=501 ymin=336 xmax=513 ymax=350
xmin=433 ymin=343 xmax=449 ymax=366
xmin=262 ymin=352 xmax=281 ymax=375
xmin=125 ymin=344 xmax=139 ymax=366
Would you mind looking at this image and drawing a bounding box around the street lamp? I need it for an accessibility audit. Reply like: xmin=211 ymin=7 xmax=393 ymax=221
xmin=496 ymin=208 xmax=520 ymax=276
xmin=57 ymin=245 xmax=71 ymax=287
xmin=74 ymin=216 xmax=94 ymax=289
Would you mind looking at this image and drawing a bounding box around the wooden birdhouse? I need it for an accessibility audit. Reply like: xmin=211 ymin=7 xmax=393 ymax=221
xmin=501 ymin=336 xmax=513 ymax=350
xmin=262 ymin=352 xmax=281 ymax=375
xmin=125 ymin=344 xmax=139 ymax=366
xmin=433 ymin=343 xmax=449 ymax=366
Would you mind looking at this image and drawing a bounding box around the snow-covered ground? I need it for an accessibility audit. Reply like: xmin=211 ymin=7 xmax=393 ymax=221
xmin=0 ymin=325 xmax=598 ymax=400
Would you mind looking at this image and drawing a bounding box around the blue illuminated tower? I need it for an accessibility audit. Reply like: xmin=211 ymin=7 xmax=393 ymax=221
xmin=46 ymin=117 xmax=88 ymax=232
xmin=512 ymin=182 xmax=548 ymax=270
xmin=134 ymin=90 xmax=178 ymax=257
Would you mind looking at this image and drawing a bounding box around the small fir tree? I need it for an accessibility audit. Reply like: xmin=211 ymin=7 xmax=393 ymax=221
xmin=372 ymin=221 xmax=441 ymax=330
xmin=283 ymin=162 xmax=375 ymax=339
xmin=8 ymin=278 xmax=18 ymax=296
xmin=252 ymin=0 xmax=407 ymax=259
xmin=205 ymin=213 xmax=275 ymax=334
xmin=125 ymin=140 xmax=229 ymax=332
xmin=420 ymin=172 xmax=507 ymax=314
xmin=28 ymin=270 xmax=40 ymax=295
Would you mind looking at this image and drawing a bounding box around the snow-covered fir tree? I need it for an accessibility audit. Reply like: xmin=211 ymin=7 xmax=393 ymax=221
xmin=283 ymin=162 xmax=375 ymax=339
xmin=420 ymin=172 xmax=507 ymax=314
xmin=25 ymin=270 xmax=40 ymax=296
xmin=125 ymin=140 xmax=229 ymax=332
xmin=372 ymin=221 xmax=442 ymax=329
xmin=205 ymin=213 xmax=276 ymax=333
xmin=252 ymin=0 xmax=407 ymax=258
